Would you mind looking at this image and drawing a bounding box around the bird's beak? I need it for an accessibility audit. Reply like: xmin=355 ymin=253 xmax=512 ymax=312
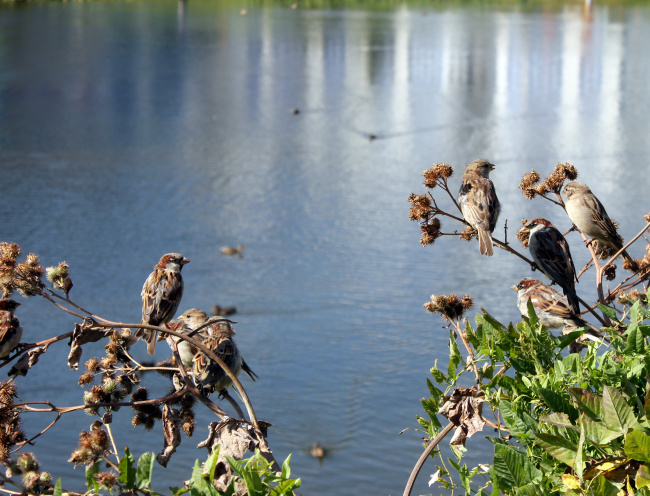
xmin=517 ymin=226 xmax=529 ymax=236
xmin=489 ymin=164 xmax=495 ymax=171
xmin=511 ymin=285 xmax=518 ymax=291
xmin=14 ymin=302 xmax=21 ymax=308
xmin=181 ymin=258 xmax=190 ymax=265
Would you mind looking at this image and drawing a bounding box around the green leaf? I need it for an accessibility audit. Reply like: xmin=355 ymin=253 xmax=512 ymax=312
xmin=575 ymin=415 xmax=586 ymax=481
xmin=270 ymin=478 xmax=302 ymax=496
xmin=539 ymin=412 xmax=572 ymax=429
xmin=53 ymin=478 xmax=62 ymax=496
xmin=118 ymin=447 xmax=136 ymax=489
xmin=625 ymin=430 xmax=650 ymax=463
xmin=136 ymin=452 xmax=154 ymax=489
xmin=555 ymin=329 xmax=588 ymax=351
xmin=569 ymin=388 xmax=603 ymax=420
xmin=625 ymin=323 xmax=646 ymax=355
xmin=525 ymin=299 xmax=539 ymax=328
xmin=636 ymin=464 xmax=650 ymax=489
xmin=204 ymin=447 xmax=220 ymax=483
xmin=500 ymin=401 xmax=537 ymax=445
xmin=430 ymin=363 xmax=447 ymax=385
xmin=465 ymin=320 xmax=480 ymax=348
xmin=534 ymin=433 xmax=578 ymax=467
xmin=590 ymin=474 xmax=624 ymax=496
xmin=602 ymin=385 xmax=642 ymax=434
xmin=85 ymin=462 xmax=100 ymax=493
xmin=281 ymin=454 xmax=291 ymax=480
xmin=510 ymin=357 xmax=536 ymax=375
xmin=492 ymin=445 xmax=542 ymax=490
xmin=597 ymin=304 xmax=619 ymax=322
xmin=537 ymin=388 xmax=578 ymax=423
xmin=582 ymin=415 xmax=622 ymax=445
xmin=227 ymin=455 xmax=265 ymax=496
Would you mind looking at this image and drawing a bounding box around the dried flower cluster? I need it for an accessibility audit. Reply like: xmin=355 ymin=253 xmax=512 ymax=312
xmin=0 ymin=381 xmax=26 ymax=462
xmin=46 ymin=261 xmax=73 ymax=296
xmin=408 ymin=194 xmax=432 ymax=222
xmin=422 ymin=163 xmax=453 ymax=189
xmin=0 ymin=242 xmax=21 ymax=298
xmin=420 ymin=218 xmax=442 ymax=247
xmin=7 ymin=452 xmax=52 ymax=492
xmin=13 ymin=253 xmax=44 ymax=297
xmin=68 ymin=426 xmax=110 ymax=467
xmin=519 ymin=163 xmax=578 ymax=199
xmin=516 ymin=219 xmax=530 ymax=248
xmin=459 ymin=226 xmax=476 ymax=242
xmin=94 ymin=471 xmax=118 ymax=490
xmin=130 ymin=387 xmax=163 ymax=430
xmin=617 ymin=289 xmax=648 ymax=306
xmin=424 ymin=294 xmax=474 ymax=322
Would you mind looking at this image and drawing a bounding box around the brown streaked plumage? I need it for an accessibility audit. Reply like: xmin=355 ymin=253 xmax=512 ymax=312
xmin=141 ymin=253 xmax=190 ymax=354
xmin=0 ymin=299 xmax=22 ymax=359
xmin=458 ymin=160 xmax=501 ymax=256
xmin=563 ymin=181 xmax=638 ymax=271
xmin=179 ymin=308 xmax=257 ymax=395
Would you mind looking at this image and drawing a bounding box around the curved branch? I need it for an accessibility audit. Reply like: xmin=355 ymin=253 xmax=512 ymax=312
xmin=403 ymin=422 xmax=455 ymax=496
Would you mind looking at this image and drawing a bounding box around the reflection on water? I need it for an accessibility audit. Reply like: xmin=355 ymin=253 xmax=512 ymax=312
xmin=1 ymin=2 xmax=650 ymax=495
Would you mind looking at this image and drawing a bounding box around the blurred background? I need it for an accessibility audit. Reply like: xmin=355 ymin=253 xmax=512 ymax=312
xmin=1 ymin=1 xmax=649 ymax=494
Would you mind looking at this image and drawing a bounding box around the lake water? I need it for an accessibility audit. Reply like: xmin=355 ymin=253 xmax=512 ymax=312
xmin=1 ymin=1 xmax=650 ymax=494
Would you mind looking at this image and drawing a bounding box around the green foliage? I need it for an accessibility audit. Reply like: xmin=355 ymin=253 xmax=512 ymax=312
xmin=420 ymin=291 xmax=650 ymax=495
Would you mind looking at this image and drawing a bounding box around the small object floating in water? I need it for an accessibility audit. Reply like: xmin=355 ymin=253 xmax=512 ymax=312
xmin=291 ymin=108 xmax=300 ymax=115
xmin=212 ymin=305 xmax=237 ymax=316
xmin=368 ymin=134 xmax=376 ymax=142
xmin=240 ymin=9 xmax=247 ymax=15
xmin=291 ymin=1 xmax=299 ymax=8
xmin=220 ymin=245 xmax=244 ymax=257
xmin=310 ymin=442 xmax=325 ymax=458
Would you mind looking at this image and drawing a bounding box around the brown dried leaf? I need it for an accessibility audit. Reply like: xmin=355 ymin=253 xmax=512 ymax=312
xmin=438 ymin=386 xmax=485 ymax=446
xmin=9 ymin=345 xmax=48 ymax=376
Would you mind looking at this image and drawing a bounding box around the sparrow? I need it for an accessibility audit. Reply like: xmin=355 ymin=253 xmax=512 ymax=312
xmin=512 ymin=278 xmax=602 ymax=338
xmin=518 ymin=218 xmax=580 ymax=314
xmin=458 ymin=160 xmax=501 ymax=256
xmin=178 ymin=308 xmax=258 ymax=395
xmin=563 ymin=182 xmax=638 ymax=271
xmin=0 ymin=299 xmax=22 ymax=359
xmin=140 ymin=253 xmax=190 ymax=355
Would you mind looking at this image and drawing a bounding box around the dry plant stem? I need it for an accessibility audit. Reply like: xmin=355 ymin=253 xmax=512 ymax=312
xmin=403 ymin=422 xmax=455 ymax=496
xmin=454 ymin=320 xmax=480 ymax=383
xmin=220 ymin=390 xmax=245 ymax=419
xmin=492 ymin=238 xmax=534 ymax=265
xmin=11 ymin=413 xmax=62 ymax=453
xmin=105 ymin=422 xmax=121 ymax=465
xmin=600 ymin=221 xmax=650 ymax=273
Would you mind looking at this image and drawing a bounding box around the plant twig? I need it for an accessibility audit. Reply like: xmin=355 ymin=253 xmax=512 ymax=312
xmin=403 ymin=422 xmax=455 ymax=496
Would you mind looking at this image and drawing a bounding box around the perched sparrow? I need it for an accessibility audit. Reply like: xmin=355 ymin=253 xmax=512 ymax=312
xmin=563 ymin=182 xmax=638 ymax=271
xmin=0 ymin=299 xmax=22 ymax=359
xmin=140 ymin=253 xmax=190 ymax=355
xmin=518 ymin=218 xmax=580 ymax=314
xmin=458 ymin=160 xmax=501 ymax=256
xmin=512 ymin=278 xmax=602 ymax=338
xmin=181 ymin=308 xmax=258 ymax=395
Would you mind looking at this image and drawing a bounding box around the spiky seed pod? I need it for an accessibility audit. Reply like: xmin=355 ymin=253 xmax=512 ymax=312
xmin=408 ymin=194 xmax=432 ymax=221
xmin=39 ymin=471 xmax=52 ymax=484
xmin=132 ymin=412 xmax=146 ymax=427
xmin=78 ymin=373 xmax=94 ymax=386
xmin=13 ymin=254 xmax=45 ymax=297
xmin=181 ymin=410 xmax=195 ymax=437
xmin=458 ymin=226 xmax=476 ymax=242
xmin=420 ymin=218 xmax=442 ymax=246
xmin=100 ymin=356 xmax=117 ymax=370
xmin=16 ymin=453 xmax=38 ymax=472
xmin=424 ymin=294 xmax=472 ymax=322
xmin=0 ymin=243 xmax=20 ymax=260
xmin=516 ymin=219 xmax=530 ymax=248
xmin=94 ymin=472 xmax=118 ymax=489
xmin=519 ymin=170 xmax=541 ymax=199
xmin=85 ymin=358 xmax=100 ymax=373
xmin=422 ymin=163 xmax=454 ymax=188
xmin=22 ymin=470 xmax=41 ymax=489
xmin=131 ymin=387 xmax=148 ymax=403
xmin=603 ymin=264 xmax=617 ymax=281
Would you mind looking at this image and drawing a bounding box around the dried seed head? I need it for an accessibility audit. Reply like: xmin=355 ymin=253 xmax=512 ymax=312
xmin=85 ymin=358 xmax=100 ymax=373
xmin=94 ymin=472 xmax=118 ymax=489
xmin=22 ymin=470 xmax=41 ymax=489
xmin=408 ymin=194 xmax=432 ymax=221
xmin=132 ymin=412 xmax=146 ymax=427
xmin=100 ymin=356 xmax=117 ymax=370
xmin=645 ymin=213 xmax=650 ymax=223
xmin=603 ymin=264 xmax=617 ymax=281
xmin=0 ymin=243 xmax=20 ymax=260
xmin=131 ymin=387 xmax=148 ymax=403
xmin=424 ymin=294 xmax=472 ymax=322
xmin=78 ymin=373 xmax=94 ymax=386
xmin=459 ymin=226 xmax=475 ymax=242
xmin=16 ymin=453 xmax=38 ymax=472
xmin=420 ymin=218 xmax=442 ymax=246
xmin=555 ymin=162 xmax=578 ymax=181
xmin=519 ymin=170 xmax=541 ymax=199
xmin=516 ymin=219 xmax=530 ymax=248
xmin=422 ymin=163 xmax=454 ymax=188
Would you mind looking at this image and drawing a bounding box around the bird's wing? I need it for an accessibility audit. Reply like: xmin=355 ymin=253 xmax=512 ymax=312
xmin=141 ymin=269 xmax=183 ymax=325
xmin=458 ymin=177 xmax=499 ymax=232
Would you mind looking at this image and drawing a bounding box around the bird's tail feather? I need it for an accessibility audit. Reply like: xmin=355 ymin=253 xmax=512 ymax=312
xmin=478 ymin=229 xmax=494 ymax=257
